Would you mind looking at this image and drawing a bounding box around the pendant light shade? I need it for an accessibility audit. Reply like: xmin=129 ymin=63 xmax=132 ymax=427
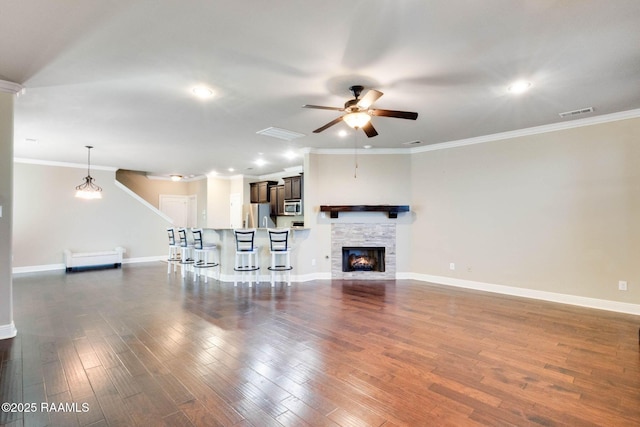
xmin=75 ymin=146 xmax=102 ymax=199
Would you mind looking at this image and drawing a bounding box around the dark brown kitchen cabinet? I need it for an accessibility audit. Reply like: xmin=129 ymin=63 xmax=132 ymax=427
xmin=270 ymin=185 xmax=285 ymax=216
xmin=250 ymin=180 xmax=277 ymax=203
xmin=283 ymin=175 xmax=302 ymax=200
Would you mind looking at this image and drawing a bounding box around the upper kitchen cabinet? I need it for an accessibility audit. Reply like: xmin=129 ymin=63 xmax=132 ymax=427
xmin=250 ymin=180 xmax=278 ymax=203
xmin=283 ymin=175 xmax=303 ymax=200
xmin=270 ymin=185 xmax=285 ymax=216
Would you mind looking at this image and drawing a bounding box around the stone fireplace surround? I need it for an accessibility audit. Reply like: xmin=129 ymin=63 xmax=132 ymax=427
xmin=331 ymin=223 xmax=396 ymax=280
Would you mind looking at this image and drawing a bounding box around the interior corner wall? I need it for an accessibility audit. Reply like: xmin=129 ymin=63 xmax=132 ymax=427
xmin=0 ymin=91 xmax=15 ymax=336
xmin=13 ymin=163 xmax=171 ymax=268
xmin=206 ymin=176 xmax=231 ymax=228
xmin=410 ymin=117 xmax=640 ymax=304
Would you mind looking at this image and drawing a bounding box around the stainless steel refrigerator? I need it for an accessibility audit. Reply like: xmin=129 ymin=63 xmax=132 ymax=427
xmin=243 ymin=204 xmax=275 ymax=228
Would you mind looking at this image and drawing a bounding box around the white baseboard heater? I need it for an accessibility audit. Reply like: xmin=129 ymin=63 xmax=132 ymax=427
xmin=64 ymin=247 xmax=126 ymax=272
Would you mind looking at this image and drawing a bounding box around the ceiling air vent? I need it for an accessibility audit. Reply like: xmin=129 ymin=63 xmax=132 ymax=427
xmin=256 ymin=127 xmax=305 ymax=141
xmin=402 ymin=140 xmax=423 ymax=146
xmin=559 ymin=107 xmax=594 ymax=118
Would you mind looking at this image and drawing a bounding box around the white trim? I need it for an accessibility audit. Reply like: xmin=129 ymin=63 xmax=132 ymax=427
xmin=14 ymin=157 xmax=117 ymax=171
xmin=307 ymin=147 xmax=407 ymax=155
xmin=122 ymin=255 xmax=165 ymax=264
xmin=12 ymin=256 xmax=166 ymax=274
xmin=147 ymin=174 xmax=206 ymax=182
xmin=12 ymin=263 xmax=66 ymax=274
xmin=410 ymin=108 xmax=640 ymax=154
xmin=0 ymin=80 xmax=22 ymax=94
xmin=114 ymin=180 xmax=174 ymax=223
xmin=0 ymin=322 xmax=17 ymax=340
xmin=408 ymin=273 xmax=640 ymax=315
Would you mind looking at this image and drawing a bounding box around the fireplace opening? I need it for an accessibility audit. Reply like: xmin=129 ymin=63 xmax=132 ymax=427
xmin=342 ymin=247 xmax=385 ymax=272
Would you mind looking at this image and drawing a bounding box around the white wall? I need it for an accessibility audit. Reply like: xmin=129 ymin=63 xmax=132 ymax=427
xmin=13 ymin=162 xmax=170 ymax=269
xmin=0 ymin=89 xmax=16 ymax=338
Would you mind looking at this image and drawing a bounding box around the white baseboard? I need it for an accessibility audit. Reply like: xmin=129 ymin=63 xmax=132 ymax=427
xmin=122 ymin=256 xmax=166 ymax=264
xmin=13 ymin=256 xmax=166 ymax=274
xmin=406 ymin=272 xmax=640 ymax=315
xmin=0 ymin=322 xmax=17 ymax=340
xmin=12 ymin=263 xmax=66 ymax=274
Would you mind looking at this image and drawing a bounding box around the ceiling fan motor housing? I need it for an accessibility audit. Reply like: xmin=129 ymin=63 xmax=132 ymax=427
xmin=349 ymin=85 xmax=364 ymax=99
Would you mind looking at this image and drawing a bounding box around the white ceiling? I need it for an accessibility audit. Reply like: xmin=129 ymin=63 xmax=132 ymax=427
xmin=3 ymin=1 xmax=640 ymax=177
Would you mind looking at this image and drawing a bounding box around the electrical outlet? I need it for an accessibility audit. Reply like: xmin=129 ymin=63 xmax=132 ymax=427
xmin=449 ymin=263 xmax=455 ymax=271
xmin=618 ymin=281 xmax=627 ymax=291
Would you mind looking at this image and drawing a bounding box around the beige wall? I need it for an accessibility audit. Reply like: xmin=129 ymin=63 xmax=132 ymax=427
xmin=13 ymin=163 xmax=170 ymax=267
xmin=116 ymin=169 xmax=208 ymax=227
xmin=410 ymin=118 xmax=640 ymax=303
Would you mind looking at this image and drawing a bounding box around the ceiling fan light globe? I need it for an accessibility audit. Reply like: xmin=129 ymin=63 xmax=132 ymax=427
xmin=343 ymin=112 xmax=371 ymax=129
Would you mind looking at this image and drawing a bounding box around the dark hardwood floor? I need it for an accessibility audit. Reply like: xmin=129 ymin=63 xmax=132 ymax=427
xmin=1 ymin=263 xmax=639 ymax=426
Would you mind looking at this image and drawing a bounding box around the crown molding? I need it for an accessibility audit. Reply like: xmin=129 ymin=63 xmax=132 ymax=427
xmin=410 ymin=108 xmax=640 ymax=154
xmin=0 ymin=80 xmax=23 ymax=94
xmin=14 ymin=157 xmax=117 ymax=171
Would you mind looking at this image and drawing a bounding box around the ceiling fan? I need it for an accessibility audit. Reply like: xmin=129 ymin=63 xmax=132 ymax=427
xmin=303 ymin=85 xmax=418 ymax=137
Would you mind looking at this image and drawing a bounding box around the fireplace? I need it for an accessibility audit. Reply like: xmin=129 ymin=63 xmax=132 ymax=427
xmin=342 ymin=247 xmax=385 ymax=272
xmin=331 ymin=223 xmax=396 ymax=280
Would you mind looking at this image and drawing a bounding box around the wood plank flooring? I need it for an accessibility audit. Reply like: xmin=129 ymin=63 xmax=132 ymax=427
xmin=1 ymin=263 xmax=639 ymax=426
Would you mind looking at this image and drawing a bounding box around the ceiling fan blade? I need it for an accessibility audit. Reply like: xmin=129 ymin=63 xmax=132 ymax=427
xmin=313 ymin=116 xmax=344 ymax=133
xmin=357 ymin=89 xmax=383 ymax=109
xmin=370 ymin=109 xmax=418 ymax=120
xmin=303 ymin=104 xmax=344 ymax=111
xmin=361 ymin=122 xmax=378 ymax=138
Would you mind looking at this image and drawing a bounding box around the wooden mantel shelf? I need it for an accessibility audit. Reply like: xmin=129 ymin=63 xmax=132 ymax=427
xmin=320 ymin=205 xmax=410 ymax=219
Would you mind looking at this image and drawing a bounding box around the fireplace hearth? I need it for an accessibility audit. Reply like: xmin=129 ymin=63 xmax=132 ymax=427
xmin=342 ymin=247 xmax=385 ymax=272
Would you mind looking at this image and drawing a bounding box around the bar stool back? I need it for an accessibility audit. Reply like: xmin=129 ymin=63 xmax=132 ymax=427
xmin=177 ymin=227 xmax=195 ymax=277
xmin=166 ymin=227 xmax=180 ymax=274
xmin=233 ymin=229 xmax=260 ymax=287
xmin=267 ymin=228 xmax=292 ymax=286
xmin=191 ymin=228 xmax=219 ymax=282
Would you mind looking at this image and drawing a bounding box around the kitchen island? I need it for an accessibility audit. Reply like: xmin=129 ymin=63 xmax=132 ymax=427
xmin=198 ymin=228 xmax=308 ymax=283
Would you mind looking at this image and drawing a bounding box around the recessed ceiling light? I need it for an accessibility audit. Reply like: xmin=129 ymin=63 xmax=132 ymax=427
xmin=192 ymin=86 xmax=214 ymax=98
xmin=338 ymin=130 xmax=348 ymax=138
xmin=363 ymin=145 xmax=372 ymax=149
xmin=507 ymin=80 xmax=532 ymax=94
xmin=255 ymin=158 xmax=266 ymax=167
xmin=228 ymin=167 xmax=235 ymax=172
xmin=170 ymin=174 xmax=183 ymax=181
xmin=284 ymin=151 xmax=297 ymax=160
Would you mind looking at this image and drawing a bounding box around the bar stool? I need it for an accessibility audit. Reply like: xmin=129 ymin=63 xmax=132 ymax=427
xmin=177 ymin=227 xmax=195 ymax=278
xmin=166 ymin=227 xmax=181 ymax=274
xmin=233 ymin=229 xmax=260 ymax=287
xmin=191 ymin=228 xmax=219 ymax=282
xmin=267 ymin=228 xmax=292 ymax=287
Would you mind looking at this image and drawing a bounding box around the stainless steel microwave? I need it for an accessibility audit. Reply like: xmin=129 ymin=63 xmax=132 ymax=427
xmin=283 ymin=200 xmax=302 ymax=216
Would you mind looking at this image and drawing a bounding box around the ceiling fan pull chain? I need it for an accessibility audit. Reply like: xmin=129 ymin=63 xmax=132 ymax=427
xmin=354 ymin=129 xmax=358 ymax=178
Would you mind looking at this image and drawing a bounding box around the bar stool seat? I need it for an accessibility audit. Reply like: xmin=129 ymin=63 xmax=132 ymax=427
xmin=177 ymin=227 xmax=195 ymax=278
xmin=267 ymin=228 xmax=292 ymax=286
xmin=166 ymin=227 xmax=181 ymax=274
xmin=233 ymin=229 xmax=260 ymax=287
xmin=191 ymin=228 xmax=219 ymax=282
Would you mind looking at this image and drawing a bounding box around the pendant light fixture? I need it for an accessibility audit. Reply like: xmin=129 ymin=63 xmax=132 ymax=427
xmin=75 ymin=145 xmax=102 ymax=199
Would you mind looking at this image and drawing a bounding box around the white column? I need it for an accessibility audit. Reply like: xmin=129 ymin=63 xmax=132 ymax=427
xmin=0 ymin=79 xmax=22 ymax=340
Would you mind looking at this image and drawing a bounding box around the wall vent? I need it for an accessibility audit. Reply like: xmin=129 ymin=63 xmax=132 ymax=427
xmin=256 ymin=127 xmax=305 ymax=141
xmin=559 ymin=107 xmax=594 ymax=118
